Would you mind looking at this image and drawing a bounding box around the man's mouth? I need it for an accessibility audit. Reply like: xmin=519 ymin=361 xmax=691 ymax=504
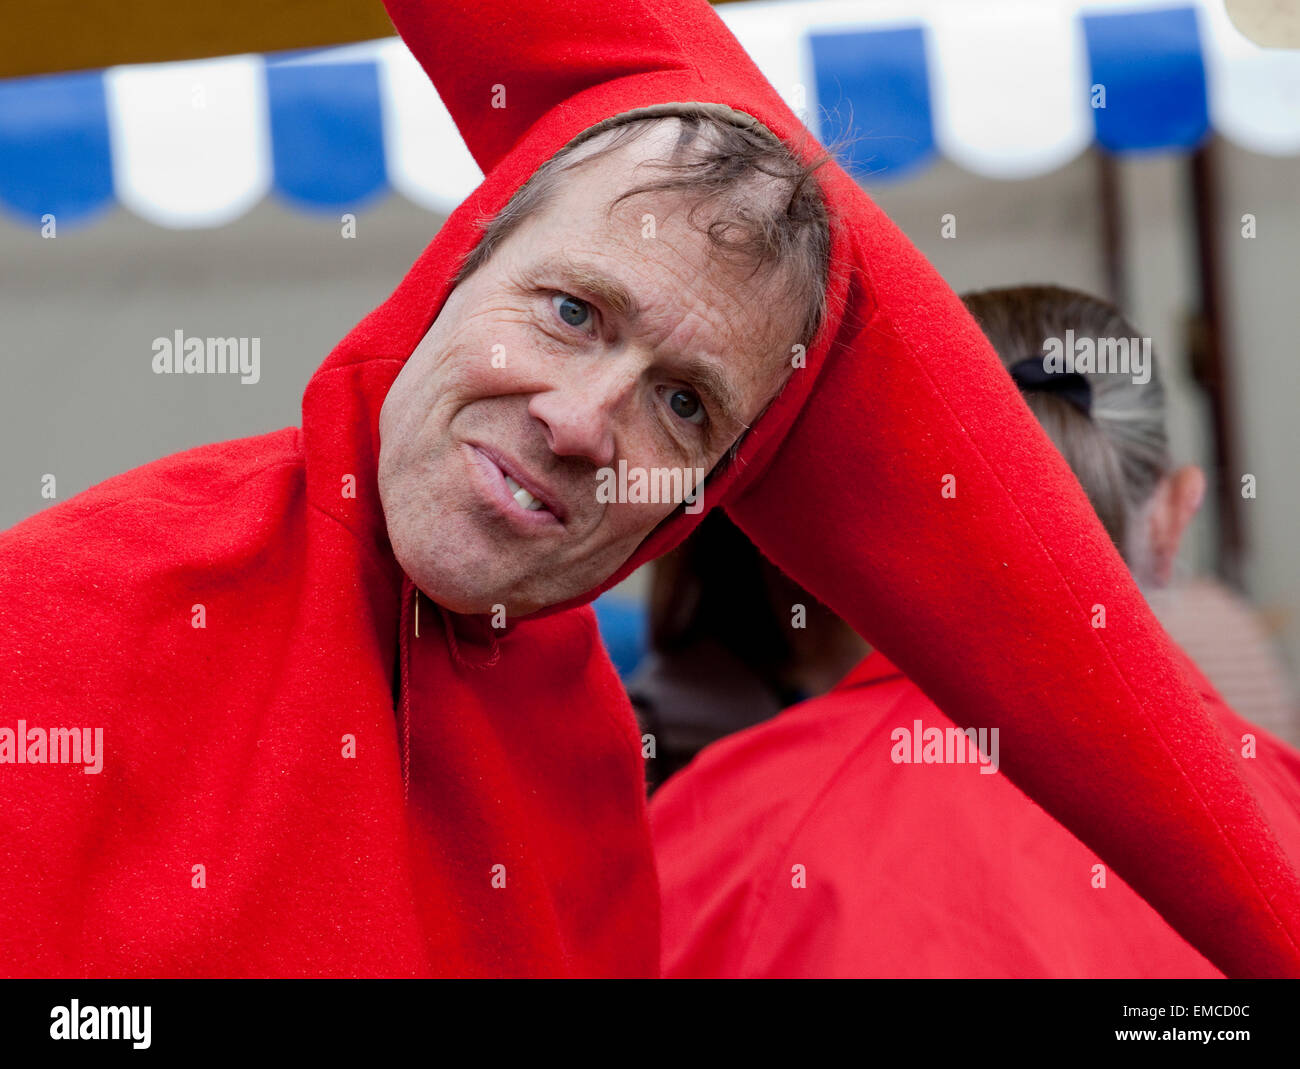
xmin=502 ymin=474 xmax=548 ymax=513
xmin=465 ymin=443 xmax=565 ymax=529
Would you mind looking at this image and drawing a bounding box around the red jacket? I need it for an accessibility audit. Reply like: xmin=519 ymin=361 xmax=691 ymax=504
xmin=2 ymin=0 xmax=1300 ymax=977
xmin=0 ymin=435 xmax=658 ymax=977
xmin=652 ymin=648 xmax=1300 ymax=978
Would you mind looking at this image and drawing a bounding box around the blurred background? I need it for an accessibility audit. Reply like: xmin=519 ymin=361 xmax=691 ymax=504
xmin=2 ymin=0 xmax=1297 ymax=736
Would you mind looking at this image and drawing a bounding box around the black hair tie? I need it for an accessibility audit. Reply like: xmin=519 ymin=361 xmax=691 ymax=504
xmin=1009 ymin=356 xmax=1092 ymax=418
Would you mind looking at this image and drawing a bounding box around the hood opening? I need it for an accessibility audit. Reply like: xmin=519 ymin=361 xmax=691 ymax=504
xmin=301 ymin=96 xmax=850 ymax=623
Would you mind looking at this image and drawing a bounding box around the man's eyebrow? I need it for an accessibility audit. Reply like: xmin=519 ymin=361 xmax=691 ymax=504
xmin=677 ymin=355 xmax=747 ymax=433
xmin=544 ymin=255 xmax=641 ymax=321
xmin=534 ymin=255 xmax=748 ymax=431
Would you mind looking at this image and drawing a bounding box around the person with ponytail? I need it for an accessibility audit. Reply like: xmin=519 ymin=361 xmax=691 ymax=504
xmin=649 ymin=285 xmax=1300 ymax=978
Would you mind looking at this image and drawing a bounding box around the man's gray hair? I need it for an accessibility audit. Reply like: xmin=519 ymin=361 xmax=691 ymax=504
xmin=452 ymin=105 xmax=834 ymax=355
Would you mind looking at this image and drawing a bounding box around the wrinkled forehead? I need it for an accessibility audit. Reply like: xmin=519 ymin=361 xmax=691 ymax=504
xmin=511 ymin=127 xmax=799 ymax=315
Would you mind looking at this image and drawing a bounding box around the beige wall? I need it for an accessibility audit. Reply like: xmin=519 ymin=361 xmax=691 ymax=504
xmin=0 ymin=197 xmax=434 ymax=525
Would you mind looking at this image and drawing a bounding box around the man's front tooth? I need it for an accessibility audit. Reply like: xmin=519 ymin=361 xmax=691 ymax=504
xmin=513 ymin=486 xmax=544 ymax=511
xmin=502 ymin=472 xmax=546 ymax=511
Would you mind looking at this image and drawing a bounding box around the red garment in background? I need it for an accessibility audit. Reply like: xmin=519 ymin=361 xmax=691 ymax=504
xmin=652 ymin=648 xmax=1300 ymax=977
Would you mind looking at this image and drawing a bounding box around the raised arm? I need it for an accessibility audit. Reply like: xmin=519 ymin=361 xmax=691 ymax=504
xmin=382 ymin=0 xmax=756 ymax=174
xmin=725 ymin=171 xmax=1300 ymax=979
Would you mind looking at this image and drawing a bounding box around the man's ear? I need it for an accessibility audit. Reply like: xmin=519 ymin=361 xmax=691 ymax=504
xmin=1150 ymin=465 xmax=1206 ymax=585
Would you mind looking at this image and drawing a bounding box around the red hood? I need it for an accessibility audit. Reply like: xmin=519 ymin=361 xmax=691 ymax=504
xmin=293 ymin=0 xmax=1300 ymax=977
xmin=297 ymin=101 xmax=849 ymax=614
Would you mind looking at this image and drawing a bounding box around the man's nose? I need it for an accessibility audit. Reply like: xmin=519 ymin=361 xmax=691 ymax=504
xmin=528 ymin=354 xmax=641 ymax=466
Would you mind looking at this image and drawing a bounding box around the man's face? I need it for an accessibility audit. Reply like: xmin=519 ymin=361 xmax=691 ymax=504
xmin=378 ymin=124 xmax=799 ymax=617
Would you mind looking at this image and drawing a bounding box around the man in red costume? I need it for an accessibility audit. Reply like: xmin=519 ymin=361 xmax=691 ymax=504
xmin=2 ymin=0 xmax=1300 ymax=978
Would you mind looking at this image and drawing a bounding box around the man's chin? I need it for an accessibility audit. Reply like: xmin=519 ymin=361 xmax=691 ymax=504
xmin=408 ymin=573 xmax=499 ymax=616
xmin=410 ymin=571 xmax=549 ymax=619
xmin=396 ymin=536 xmax=623 ymax=619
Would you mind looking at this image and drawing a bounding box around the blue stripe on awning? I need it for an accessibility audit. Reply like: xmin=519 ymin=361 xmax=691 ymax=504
xmin=266 ymin=60 xmax=387 ymax=210
xmin=810 ymin=25 xmax=934 ymax=180
xmin=1083 ymin=6 xmax=1210 ymax=152
xmin=0 ymin=69 xmax=114 ymax=225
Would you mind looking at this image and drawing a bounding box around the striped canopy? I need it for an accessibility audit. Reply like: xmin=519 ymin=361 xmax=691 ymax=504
xmin=1 ymin=0 xmax=1297 ymax=229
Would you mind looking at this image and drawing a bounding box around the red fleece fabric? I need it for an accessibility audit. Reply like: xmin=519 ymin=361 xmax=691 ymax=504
xmin=0 ymin=425 xmax=657 ymax=977
xmin=0 ymin=0 xmax=1297 ymax=978
xmin=652 ymin=647 xmax=1300 ymax=978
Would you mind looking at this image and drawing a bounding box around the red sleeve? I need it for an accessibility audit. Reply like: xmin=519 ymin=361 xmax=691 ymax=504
xmin=725 ymin=191 xmax=1300 ymax=978
xmin=382 ymin=0 xmax=749 ymax=174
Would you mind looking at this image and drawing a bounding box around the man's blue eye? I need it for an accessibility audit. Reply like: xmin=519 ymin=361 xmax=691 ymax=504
xmin=668 ymin=388 xmax=705 ymax=425
xmin=552 ymin=294 xmax=591 ymax=329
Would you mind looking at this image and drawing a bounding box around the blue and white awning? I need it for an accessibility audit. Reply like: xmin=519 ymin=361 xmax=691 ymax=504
xmin=1 ymin=0 xmax=1297 ymax=229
